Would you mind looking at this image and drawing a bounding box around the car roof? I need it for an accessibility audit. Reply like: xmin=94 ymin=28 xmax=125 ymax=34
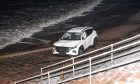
xmin=67 ymin=27 xmax=93 ymax=33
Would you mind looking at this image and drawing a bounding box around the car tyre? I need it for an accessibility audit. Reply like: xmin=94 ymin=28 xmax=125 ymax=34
xmin=93 ymin=37 xmax=98 ymax=47
xmin=78 ymin=48 xmax=84 ymax=55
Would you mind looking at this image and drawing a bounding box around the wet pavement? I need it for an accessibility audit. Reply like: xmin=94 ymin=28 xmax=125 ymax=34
xmin=66 ymin=62 xmax=140 ymax=84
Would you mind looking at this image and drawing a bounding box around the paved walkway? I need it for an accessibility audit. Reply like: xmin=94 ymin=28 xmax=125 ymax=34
xmin=67 ymin=62 xmax=140 ymax=84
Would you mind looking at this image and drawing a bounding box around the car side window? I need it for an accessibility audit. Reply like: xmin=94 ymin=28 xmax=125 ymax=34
xmin=85 ymin=29 xmax=93 ymax=37
xmin=82 ymin=32 xmax=87 ymax=40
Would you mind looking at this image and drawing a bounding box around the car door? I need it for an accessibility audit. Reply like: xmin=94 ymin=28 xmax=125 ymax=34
xmin=86 ymin=29 xmax=94 ymax=46
xmin=82 ymin=29 xmax=93 ymax=49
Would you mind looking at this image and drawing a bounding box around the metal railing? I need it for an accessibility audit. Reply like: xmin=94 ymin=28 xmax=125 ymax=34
xmin=58 ymin=39 xmax=140 ymax=84
xmin=41 ymin=34 xmax=140 ymax=72
xmin=14 ymin=34 xmax=140 ymax=84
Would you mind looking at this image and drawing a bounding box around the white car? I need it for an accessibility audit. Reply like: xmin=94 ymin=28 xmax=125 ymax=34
xmin=52 ymin=27 xmax=98 ymax=56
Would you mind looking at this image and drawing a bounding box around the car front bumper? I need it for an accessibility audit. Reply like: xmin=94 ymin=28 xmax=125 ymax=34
xmin=52 ymin=47 xmax=78 ymax=56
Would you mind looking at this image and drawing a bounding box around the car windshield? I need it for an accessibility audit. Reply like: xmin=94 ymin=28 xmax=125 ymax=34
xmin=61 ymin=32 xmax=81 ymax=40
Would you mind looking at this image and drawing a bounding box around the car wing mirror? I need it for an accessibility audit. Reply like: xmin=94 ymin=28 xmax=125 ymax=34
xmin=82 ymin=36 xmax=86 ymax=40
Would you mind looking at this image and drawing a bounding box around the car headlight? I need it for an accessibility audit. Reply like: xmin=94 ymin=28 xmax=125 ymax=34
xmin=69 ymin=47 xmax=76 ymax=51
xmin=68 ymin=47 xmax=77 ymax=53
xmin=53 ymin=46 xmax=56 ymax=52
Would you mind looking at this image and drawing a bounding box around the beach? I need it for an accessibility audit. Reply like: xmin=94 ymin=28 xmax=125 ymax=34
xmin=0 ymin=11 xmax=140 ymax=83
xmin=0 ymin=0 xmax=140 ymax=83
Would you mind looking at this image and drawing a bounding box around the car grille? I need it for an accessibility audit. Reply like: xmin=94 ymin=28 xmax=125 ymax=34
xmin=56 ymin=47 xmax=69 ymax=53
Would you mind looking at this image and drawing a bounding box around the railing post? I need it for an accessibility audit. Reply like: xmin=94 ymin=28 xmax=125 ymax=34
xmin=60 ymin=63 xmax=64 ymax=81
xmin=111 ymin=44 xmax=114 ymax=66
xmin=89 ymin=57 xmax=92 ymax=84
xmin=48 ymin=72 xmax=50 ymax=84
xmin=41 ymin=68 xmax=43 ymax=84
xmin=72 ymin=57 xmax=75 ymax=77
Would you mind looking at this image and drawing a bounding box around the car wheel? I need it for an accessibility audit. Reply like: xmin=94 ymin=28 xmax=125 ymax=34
xmin=78 ymin=48 xmax=84 ymax=55
xmin=93 ymin=37 xmax=98 ymax=47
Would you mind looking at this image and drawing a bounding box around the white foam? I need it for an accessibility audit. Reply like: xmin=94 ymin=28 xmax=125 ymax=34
xmin=0 ymin=26 xmax=42 ymax=49
xmin=40 ymin=0 xmax=103 ymax=28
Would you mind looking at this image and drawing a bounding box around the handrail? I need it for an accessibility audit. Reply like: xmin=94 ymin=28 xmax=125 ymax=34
xmin=14 ymin=74 xmax=42 ymax=84
xmin=14 ymin=34 xmax=140 ymax=84
xmin=58 ymin=56 xmax=140 ymax=84
xmin=44 ymin=40 xmax=140 ymax=78
xmin=42 ymin=34 xmax=140 ymax=70
xmin=22 ymin=47 xmax=140 ymax=83
xmin=58 ymin=41 xmax=140 ymax=83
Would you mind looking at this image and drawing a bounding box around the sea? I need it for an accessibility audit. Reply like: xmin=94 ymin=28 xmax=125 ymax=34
xmin=0 ymin=0 xmax=140 ymax=54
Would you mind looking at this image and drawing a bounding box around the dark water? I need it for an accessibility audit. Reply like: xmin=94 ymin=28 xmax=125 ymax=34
xmin=0 ymin=0 xmax=140 ymax=54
